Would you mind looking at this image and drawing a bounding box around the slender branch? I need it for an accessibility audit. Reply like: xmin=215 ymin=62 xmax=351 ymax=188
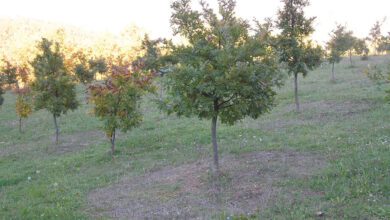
xmin=217 ymin=94 xmax=235 ymax=108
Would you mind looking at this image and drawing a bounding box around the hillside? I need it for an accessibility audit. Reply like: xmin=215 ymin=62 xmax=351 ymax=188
xmin=0 ymin=55 xmax=389 ymax=219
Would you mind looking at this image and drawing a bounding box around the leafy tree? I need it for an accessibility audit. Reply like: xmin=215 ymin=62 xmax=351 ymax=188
xmin=0 ymin=60 xmax=17 ymax=88
xmin=365 ymin=62 xmax=390 ymax=101
xmin=161 ymin=0 xmax=283 ymax=173
xmin=378 ymin=32 xmax=390 ymax=54
xmin=14 ymin=66 xmax=33 ymax=133
xmin=88 ymin=61 xmax=154 ymax=154
xmin=75 ymin=57 xmax=107 ymax=85
xmin=326 ymin=24 xmax=350 ymax=81
xmin=276 ymin=0 xmax=323 ymax=111
xmin=31 ymin=38 xmax=79 ymax=144
xmin=353 ymin=38 xmax=369 ymax=60
xmin=15 ymin=87 xmax=33 ymax=133
xmin=369 ymin=19 xmax=385 ymax=55
xmin=333 ymin=27 xmax=356 ymax=67
xmin=140 ymin=35 xmax=176 ymax=100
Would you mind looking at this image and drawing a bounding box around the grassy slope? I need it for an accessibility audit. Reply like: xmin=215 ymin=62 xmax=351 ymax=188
xmin=0 ymin=55 xmax=389 ymax=219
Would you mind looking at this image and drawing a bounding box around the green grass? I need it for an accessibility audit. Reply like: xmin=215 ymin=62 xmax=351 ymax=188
xmin=0 ymin=55 xmax=389 ymax=219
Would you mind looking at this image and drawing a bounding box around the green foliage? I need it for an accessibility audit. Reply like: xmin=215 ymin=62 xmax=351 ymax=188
xmin=327 ymin=24 xmax=351 ymax=64
xmin=353 ymin=38 xmax=369 ymax=59
xmin=378 ymin=33 xmax=390 ymax=54
xmin=88 ymin=61 xmax=154 ymax=151
xmin=74 ymin=57 xmax=107 ymax=84
xmin=369 ymin=19 xmax=385 ymax=54
xmin=0 ymin=60 xmax=18 ymax=87
xmin=165 ymin=0 xmax=283 ymax=125
xmin=365 ymin=62 xmax=390 ymax=101
xmin=276 ymin=0 xmax=323 ymax=77
xmin=15 ymin=88 xmax=33 ymax=119
xmin=31 ymin=38 xmax=79 ymax=117
xmin=140 ymin=35 xmax=176 ymax=75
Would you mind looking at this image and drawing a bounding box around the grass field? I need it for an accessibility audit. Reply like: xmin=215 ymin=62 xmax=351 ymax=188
xmin=0 ymin=55 xmax=389 ymax=219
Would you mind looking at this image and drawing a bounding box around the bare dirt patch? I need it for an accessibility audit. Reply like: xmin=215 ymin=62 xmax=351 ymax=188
xmin=0 ymin=130 xmax=106 ymax=157
xmin=47 ymin=130 xmax=107 ymax=154
xmin=86 ymin=150 xmax=325 ymax=219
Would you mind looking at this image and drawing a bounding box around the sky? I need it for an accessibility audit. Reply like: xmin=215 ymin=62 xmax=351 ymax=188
xmin=1 ymin=0 xmax=390 ymax=44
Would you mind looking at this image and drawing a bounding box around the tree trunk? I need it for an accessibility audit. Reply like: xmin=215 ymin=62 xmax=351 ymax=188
xmin=19 ymin=118 xmax=22 ymax=133
xmin=349 ymin=51 xmax=353 ymax=67
xmin=294 ymin=73 xmax=299 ymax=111
xmin=53 ymin=114 xmax=59 ymax=144
xmin=211 ymin=116 xmax=219 ymax=174
xmin=110 ymin=129 xmax=116 ymax=154
xmin=159 ymin=87 xmax=163 ymax=101
xmin=331 ymin=62 xmax=335 ymax=81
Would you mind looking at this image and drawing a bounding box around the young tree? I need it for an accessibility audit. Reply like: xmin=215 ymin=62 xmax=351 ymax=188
xmin=0 ymin=60 xmax=17 ymax=88
xmin=88 ymin=60 xmax=154 ymax=154
xmin=365 ymin=62 xmax=390 ymax=101
xmin=31 ymin=38 xmax=79 ymax=144
xmin=276 ymin=0 xmax=323 ymax=111
xmin=162 ymin=0 xmax=283 ymax=173
xmin=378 ymin=33 xmax=390 ymax=55
xmin=15 ymin=87 xmax=33 ymax=133
xmin=369 ymin=19 xmax=385 ymax=55
xmin=354 ymin=38 xmax=369 ymax=60
xmin=14 ymin=66 xmax=33 ymax=133
xmin=74 ymin=57 xmax=107 ymax=85
xmin=140 ymin=35 xmax=176 ymax=100
xmin=326 ymin=24 xmax=350 ymax=81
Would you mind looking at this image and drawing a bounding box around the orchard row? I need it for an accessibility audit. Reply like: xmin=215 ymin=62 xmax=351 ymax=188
xmin=0 ymin=0 xmax=389 ymax=173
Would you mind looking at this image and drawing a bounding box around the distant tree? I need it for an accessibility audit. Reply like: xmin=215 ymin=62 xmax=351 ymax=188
xmin=74 ymin=57 xmax=107 ymax=85
xmin=0 ymin=60 xmax=17 ymax=88
xmin=354 ymin=38 xmax=369 ymax=60
xmin=31 ymin=38 xmax=79 ymax=144
xmin=14 ymin=66 xmax=33 ymax=133
xmin=365 ymin=62 xmax=390 ymax=101
xmin=276 ymin=0 xmax=323 ymax=111
xmin=326 ymin=24 xmax=350 ymax=81
xmin=88 ymin=60 xmax=154 ymax=154
xmin=140 ymin=35 xmax=176 ymax=100
xmin=162 ymin=0 xmax=283 ymax=173
xmin=340 ymin=29 xmax=358 ymax=67
xmin=378 ymin=32 xmax=390 ymax=55
xmin=369 ymin=19 xmax=385 ymax=55
xmin=15 ymin=87 xmax=33 ymax=133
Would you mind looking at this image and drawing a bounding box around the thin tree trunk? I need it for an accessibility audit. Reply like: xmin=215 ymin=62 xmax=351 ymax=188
xmin=349 ymin=51 xmax=352 ymax=67
xmin=110 ymin=129 xmax=116 ymax=154
xmin=294 ymin=73 xmax=299 ymax=111
xmin=211 ymin=116 xmax=219 ymax=174
xmin=331 ymin=62 xmax=335 ymax=81
xmin=159 ymin=86 xmax=163 ymax=101
xmin=53 ymin=114 xmax=59 ymax=144
xmin=19 ymin=117 xmax=22 ymax=133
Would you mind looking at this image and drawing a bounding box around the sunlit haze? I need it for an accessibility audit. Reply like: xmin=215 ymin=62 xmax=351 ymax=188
xmin=1 ymin=0 xmax=390 ymax=44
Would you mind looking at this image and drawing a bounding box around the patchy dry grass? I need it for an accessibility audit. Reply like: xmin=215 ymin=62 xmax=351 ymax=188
xmin=87 ymin=150 xmax=324 ymax=219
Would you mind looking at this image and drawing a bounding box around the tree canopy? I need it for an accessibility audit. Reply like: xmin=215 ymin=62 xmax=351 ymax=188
xmin=31 ymin=38 xmax=79 ymax=143
xmin=276 ymin=0 xmax=323 ymax=111
xmin=158 ymin=0 xmax=283 ymax=173
xmin=369 ymin=19 xmax=385 ymax=55
xmin=88 ymin=60 xmax=155 ymax=154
